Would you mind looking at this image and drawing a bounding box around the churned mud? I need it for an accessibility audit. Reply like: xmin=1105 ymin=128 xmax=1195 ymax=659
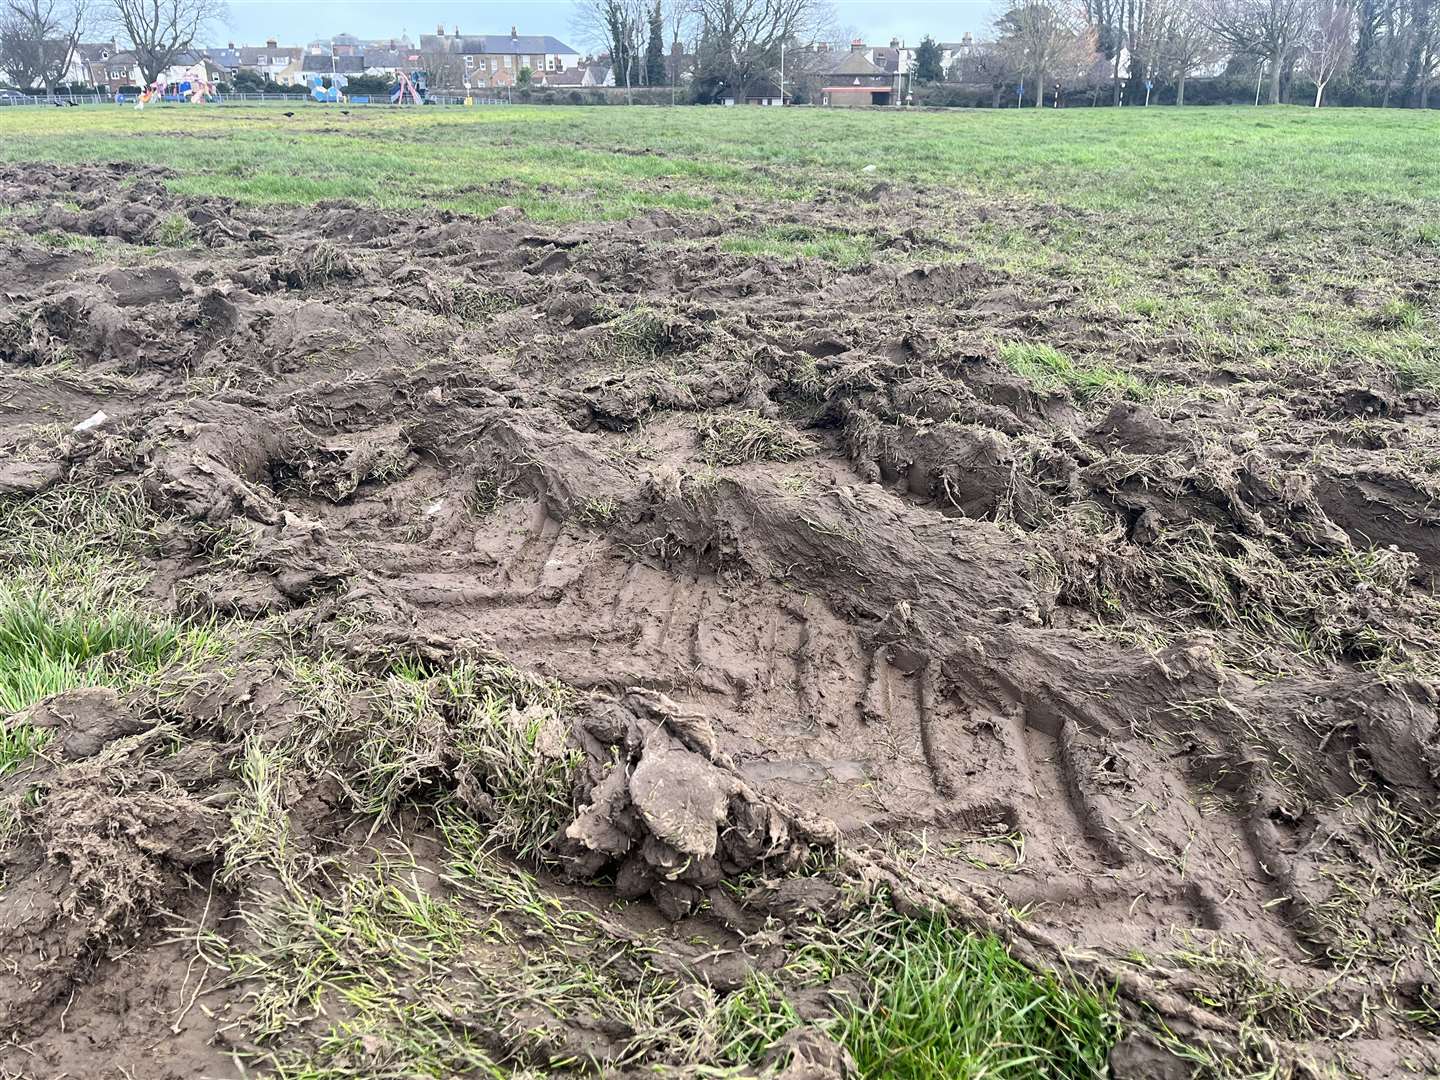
xmin=3 ymin=161 xmax=1440 ymax=1078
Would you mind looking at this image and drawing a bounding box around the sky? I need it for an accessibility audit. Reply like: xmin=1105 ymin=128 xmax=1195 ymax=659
xmin=213 ymin=1 xmax=996 ymax=51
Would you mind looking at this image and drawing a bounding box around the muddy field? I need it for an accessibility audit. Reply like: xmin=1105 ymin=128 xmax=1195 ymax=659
xmin=2 ymin=159 xmax=1440 ymax=1079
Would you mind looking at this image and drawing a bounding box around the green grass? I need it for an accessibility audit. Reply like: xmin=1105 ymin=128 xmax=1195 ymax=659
xmin=719 ymin=225 xmax=876 ymax=267
xmin=0 ymin=483 xmax=220 ymax=774
xmin=151 ymin=211 xmax=196 ymax=247
xmin=999 ymin=341 xmax=1146 ymax=401
xmin=836 ymin=917 xmax=1115 ymax=1079
xmin=0 ymin=588 xmax=214 ymax=715
xmin=0 ymin=724 xmax=49 ymax=779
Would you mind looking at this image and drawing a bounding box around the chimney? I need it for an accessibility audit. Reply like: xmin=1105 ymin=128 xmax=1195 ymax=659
xmin=436 ymin=24 xmax=444 ymax=36
xmin=850 ymin=38 xmax=865 ymax=52
xmin=962 ymin=32 xmax=973 ymax=46
xmin=266 ymin=38 xmax=277 ymax=49
xmin=453 ymin=25 xmax=459 ymax=36
xmin=227 ymin=41 xmax=234 ymax=48
xmin=889 ymin=36 xmax=900 ymax=49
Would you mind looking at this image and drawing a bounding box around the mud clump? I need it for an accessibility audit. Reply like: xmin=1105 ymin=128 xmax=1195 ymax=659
xmin=3 ymin=162 xmax=1440 ymax=1077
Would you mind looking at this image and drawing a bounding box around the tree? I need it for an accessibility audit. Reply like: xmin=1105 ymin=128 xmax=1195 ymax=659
xmin=1124 ymin=0 xmax=1173 ymax=99
xmin=644 ymin=0 xmax=665 ymax=84
xmin=687 ymin=0 xmax=833 ymax=102
xmin=954 ymin=39 xmax=1021 ymax=105
xmin=912 ymin=33 xmax=944 ymax=80
xmin=1399 ymin=0 xmax=1436 ymax=104
xmin=107 ymin=0 xmax=222 ymax=84
xmin=573 ymin=0 xmax=647 ymax=97
xmin=0 ymin=0 xmax=88 ymax=95
xmin=995 ymin=0 xmax=1098 ymax=105
xmin=420 ymin=49 xmax=466 ymax=88
xmin=1305 ymin=0 xmax=1353 ymax=102
xmin=1162 ymin=0 xmax=1218 ymax=102
xmin=1205 ymin=0 xmax=1311 ymax=103
xmin=1085 ymin=0 xmax=1127 ymax=99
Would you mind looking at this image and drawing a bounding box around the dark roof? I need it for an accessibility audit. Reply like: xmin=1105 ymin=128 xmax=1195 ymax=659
xmin=200 ymin=47 xmax=240 ymax=69
xmin=301 ymin=54 xmax=365 ymax=73
xmin=828 ymin=50 xmax=885 ymax=76
xmin=419 ymin=33 xmax=578 ymax=55
xmin=364 ymin=49 xmax=416 ymax=68
xmin=868 ymin=46 xmax=902 ymax=73
xmin=542 ymin=67 xmax=587 ymax=85
xmin=76 ymin=41 xmax=116 ymax=62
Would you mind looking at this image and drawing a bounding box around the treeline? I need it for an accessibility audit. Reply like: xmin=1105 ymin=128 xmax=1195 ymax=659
xmin=962 ymin=0 xmax=1436 ymax=107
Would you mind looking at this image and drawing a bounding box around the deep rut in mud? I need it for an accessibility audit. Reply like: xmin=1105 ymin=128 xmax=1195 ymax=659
xmin=3 ymin=162 xmax=1440 ymax=1078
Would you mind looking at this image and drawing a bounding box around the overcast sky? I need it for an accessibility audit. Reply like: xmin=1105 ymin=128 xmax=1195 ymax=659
xmin=213 ymin=1 xmax=996 ymax=50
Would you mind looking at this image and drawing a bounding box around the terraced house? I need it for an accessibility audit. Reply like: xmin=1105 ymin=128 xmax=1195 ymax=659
xmin=418 ymin=25 xmax=581 ymax=87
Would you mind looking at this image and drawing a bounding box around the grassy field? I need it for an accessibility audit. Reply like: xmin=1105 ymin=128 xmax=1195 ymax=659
xmin=3 ymin=102 xmax=1437 ymax=392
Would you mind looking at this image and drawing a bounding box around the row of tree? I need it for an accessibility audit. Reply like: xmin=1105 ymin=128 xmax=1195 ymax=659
xmin=575 ymin=0 xmax=1433 ymax=107
xmin=972 ymin=0 xmax=1434 ymax=107
xmin=1 ymin=0 xmax=222 ymax=94
xmin=574 ymin=0 xmax=833 ymax=102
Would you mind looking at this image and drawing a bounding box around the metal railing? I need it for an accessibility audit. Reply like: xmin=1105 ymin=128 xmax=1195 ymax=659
xmin=0 ymin=90 xmax=511 ymax=107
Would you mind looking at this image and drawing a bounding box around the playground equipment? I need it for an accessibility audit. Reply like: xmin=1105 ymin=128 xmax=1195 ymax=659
xmin=176 ymin=64 xmax=214 ymax=104
xmin=134 ymin=76 xmax=165 ymax=110
xmin=390 ymin=70 xmax=427 ymax=105
xmin=308 ymin=73 xmax=347 ymax=103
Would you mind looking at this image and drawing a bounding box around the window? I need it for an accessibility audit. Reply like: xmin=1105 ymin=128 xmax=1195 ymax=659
xmin=464 ymin=55 xmax=473 ymax=66
xmin=504 ymin=55 xmax=512 ymax=68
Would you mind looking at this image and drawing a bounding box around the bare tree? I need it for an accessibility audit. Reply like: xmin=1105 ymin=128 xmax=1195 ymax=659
xmin=954 ymin=39 xmax=1021 ymax=105
xmin=1125 ymin=0 xmax=1173 ymax=98
xmin=1163 ymin=0 xmax=1219 ymax=101
xmin=0 ymin=0 xmax=88 ymax=95
xmin=1206 ymin=0 xmax=1312 ymax=102
xmin=995 ymin=0 xmax=1098 ymax=105
xmin=107 ymin=0 xmax=222 ymax=85
xmin=420 ymin=49 xmax=466 ymax=90
xmin=1086 ymin=0 xmax=1127 ymax=100
xmin=573 ymin=0 xmax=648 ymax=99
xmin=1305 ymin=0 xmax=1353 ymax=102
xmin=687 ymin=0 xmax=833 ymax=102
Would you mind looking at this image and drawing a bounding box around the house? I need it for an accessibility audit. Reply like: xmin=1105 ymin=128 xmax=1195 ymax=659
xmin=199 ymin=45 xmax=241 ymax=77
xmin=363 ymin=48 xmax=420 ymax=78
xmin=538 ymin=60 xmax=617 ymax=88
xmin=301 ymin=54 xmax=365 ymax=76
xmin=159 ymin=54 xmax=225 ymax=89
xmin=939 ymin=33 xmax=978 ymax=74
xmin=818 ymin=40 xmax=905 ymax=107
xmin=419 ymin=24 xmax=581 ymax=85
xmin=66 ymin=40 xmax=117 ymax=87
xmin=867 ymin=38 xmax=915 ymax=81
xmin=96 ymin=51 xmax=142 ymax=91
xmin=744 ymin=79 xmax=784 ymax=106
xmin=205 ymin=40 xmax=304 ymax=83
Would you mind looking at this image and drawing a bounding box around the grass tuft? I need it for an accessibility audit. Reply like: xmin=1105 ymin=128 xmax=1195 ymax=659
xmin=825 ymin=913 xmax=1117 ymax=1079
xmin=151 ymin=212 xmax=197 ymax=247
xmin=999 ymin=341 xmax=1146 ymax=402
xmin=696 ymin=410 xmax=815 ymax=466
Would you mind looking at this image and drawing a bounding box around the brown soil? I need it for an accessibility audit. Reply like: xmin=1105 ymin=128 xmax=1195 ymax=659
xmin=3 ymin=162 xmax=1440 ymax=1078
